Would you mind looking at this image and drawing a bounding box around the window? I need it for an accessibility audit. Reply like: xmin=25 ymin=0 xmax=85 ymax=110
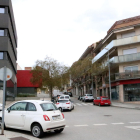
xmin=27 ymin=103 xmax=36 ymax=111
xmin=122 ymin=31 xmax=135 ymax=38
xmin=58 ymin=100 xmax=68 ymax=103
xmin=40 ymin=103 xmax=58 ymax=111
xmin=0 ymin=30 xmax=4 ymax=36
xmin=0 ymin=52 xmax=3 ymax=59
xmin=60 ymin=96 xmax=64 ymax=99
xmin=123 ymin=48 xmax=137 ymax=55
xmin=0 ymin=8 xmax=5 ymax=13
xmin=124 ymin=66 xmax=138 ymax=72
xmin=10 ymin=102 xmax=27 ymax=111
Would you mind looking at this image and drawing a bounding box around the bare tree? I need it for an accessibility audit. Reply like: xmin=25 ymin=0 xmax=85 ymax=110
xmin=30 ymin=56 xmax=70 ymax=99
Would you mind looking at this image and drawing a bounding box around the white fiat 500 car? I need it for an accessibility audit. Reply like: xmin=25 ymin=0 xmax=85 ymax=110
xmin=55 ymin=100 xmax=74 ymax=112
xmin=0 ymin=100 xmax=66 ymax=138
xmin=59 ymin=95 xmax=71 ymax=100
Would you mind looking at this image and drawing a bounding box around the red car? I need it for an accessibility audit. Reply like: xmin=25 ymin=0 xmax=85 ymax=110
xmin=93 ymin=96 xmax=111 ymax=106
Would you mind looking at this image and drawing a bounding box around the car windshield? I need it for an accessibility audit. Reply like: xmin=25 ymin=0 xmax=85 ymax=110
xmin=60 ymin=96 xmax=64 ymax=99
xmin=40 ymin=103 xmax=58 ymax=111
xmin=102 ymin=97 xmax=109 ymax=100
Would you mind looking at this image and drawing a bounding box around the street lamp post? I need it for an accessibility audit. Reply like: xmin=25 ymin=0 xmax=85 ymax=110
xmin=105 ymin=48 xmax=112 ymax=103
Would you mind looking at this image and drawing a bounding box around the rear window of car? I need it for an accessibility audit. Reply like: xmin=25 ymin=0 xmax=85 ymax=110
xmin=58 ymin=100 xmax=69 ymax=103
xmin=87 ymin=94 xmax=93 ymax=96
xmin=97 ymin=97 xmax=101 ymax=99
xmin=40 ymin=103 xmax=58 ymax=111
xmin=102 ymin=97 xmax=108 ymax=100
xmin=60 ymin=96 xmax=64 ymax=99
xmin=65 ymin=96 xmax=69 ymax=99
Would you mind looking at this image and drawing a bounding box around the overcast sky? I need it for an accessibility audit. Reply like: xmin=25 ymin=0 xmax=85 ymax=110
xmin=12 ymin=0 xmax=140 ymax=69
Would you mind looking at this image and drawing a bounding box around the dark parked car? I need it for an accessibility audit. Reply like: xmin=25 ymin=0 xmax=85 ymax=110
xmin=67 ymin=92 xmax=73 ymax=97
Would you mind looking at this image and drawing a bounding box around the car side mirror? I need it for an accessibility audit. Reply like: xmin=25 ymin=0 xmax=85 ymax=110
xmin=7 ymin=108 xmax=10 ymax=113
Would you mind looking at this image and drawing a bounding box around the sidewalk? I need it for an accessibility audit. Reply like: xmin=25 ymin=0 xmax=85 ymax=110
xmin=111 ymin=101 xmax=140 ymax=110
xmin=0 ymin=129 xmax=41 ymax=140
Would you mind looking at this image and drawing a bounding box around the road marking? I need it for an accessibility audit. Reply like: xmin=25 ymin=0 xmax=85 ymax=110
xmin=125 ymin=126 xmax=140 ymax=130
xmin=76 ymin=103 xmax=82 ymax=106
xmin=112 ymin=123 xmax=124 ymax=125
xmin=74 ymin=125 xmax=88 ymax=127
xmin=93 ymin=124 xmax=107 ymax=126
xmin=65 ymin=125 xmax=69 ymax=127
xmin=81 ymin=103 xmax=87 ymax=105
xmin=87 ymin=103 xmax=93 ymax=105
xmin=129 ymin=122 xmax=140 ymax=124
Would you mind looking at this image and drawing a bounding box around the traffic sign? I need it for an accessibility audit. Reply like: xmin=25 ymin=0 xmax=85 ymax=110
xmin=0 ymin=67 xmax=12 ymax=81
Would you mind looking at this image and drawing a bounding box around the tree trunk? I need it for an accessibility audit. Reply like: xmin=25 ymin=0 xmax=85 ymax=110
xmin=50 ymin=86 xmax=53 ymax=99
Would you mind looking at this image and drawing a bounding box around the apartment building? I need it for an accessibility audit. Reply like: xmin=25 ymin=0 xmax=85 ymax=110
xmin=92 ymin=15 xmax=140 ymax=102
xmin=0 ymin=0 xmax=17 ymax=101
xmin=71 ymin=15 xmax=140 ymax=103
xmin=71 ymin=43 xmax=96 ymax=97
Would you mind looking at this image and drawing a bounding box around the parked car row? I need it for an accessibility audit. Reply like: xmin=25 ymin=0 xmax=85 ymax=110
xmin=78 ymin=95 xmax=111 ymax=106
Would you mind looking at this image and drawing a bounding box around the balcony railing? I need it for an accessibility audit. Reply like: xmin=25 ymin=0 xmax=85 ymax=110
xmin=110 ymin=52 xmax=140 ymax=63
xmin=105 ymin=70 xmax=140 ymax=82
xmin=92 ymin=35 xmax=140 ymax=64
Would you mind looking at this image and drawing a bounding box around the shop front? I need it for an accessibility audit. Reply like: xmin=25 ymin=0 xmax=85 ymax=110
xmin=124 ymin=83 xmax=140 ymax=101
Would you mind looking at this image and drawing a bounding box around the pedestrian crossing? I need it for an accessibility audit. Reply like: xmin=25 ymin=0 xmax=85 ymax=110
xmin=73 ymin=103 xmax=93 ymax=106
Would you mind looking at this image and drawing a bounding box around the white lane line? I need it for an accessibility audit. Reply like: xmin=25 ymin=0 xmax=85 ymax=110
xmin=81 ymin=103 xmax=87 ymax=105
xmin=74 ymin=125 xmax=88 ymax=127
xmin=65 ymin=126 xmax=69 ymax=127
xmin=112 ymin=123 xmax=124 ymax=125
xmin=129 ymin=122 xmax=140 ymax=124
xmin=93 ymin=124 xmax=107 ymax=126
xmin=76 ymin=103 xmax=82 ymax=106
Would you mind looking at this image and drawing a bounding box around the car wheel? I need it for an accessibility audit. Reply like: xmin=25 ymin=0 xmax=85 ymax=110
xmin=59 ymin=107 xmax=63 ymax=112
xmin=54 ymin=128 xmax=64 ymax=133
xmin=93 ymin=102 xmax=95 ymax=105
xmin=31 ymin=123 xmax=43 ymax=138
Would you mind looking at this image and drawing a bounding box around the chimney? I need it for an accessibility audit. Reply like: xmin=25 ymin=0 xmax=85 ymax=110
xmin=25 ymin=67 xmax=32 ymax=70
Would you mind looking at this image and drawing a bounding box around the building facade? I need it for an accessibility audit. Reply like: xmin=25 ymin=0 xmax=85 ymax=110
xmin=0 ymin=0 xmax=17 ymax=101
xmin=71 ymin=15 xmax=140 ymax=103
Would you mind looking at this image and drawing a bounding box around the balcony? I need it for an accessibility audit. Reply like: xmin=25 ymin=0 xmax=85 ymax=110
xmin=92 ymin=35 xmax=140 ymax=64
xmin=110 ymin=52 xmax=140 ymax=63
xmin=105 ymin=71 xmax=140 ymax=82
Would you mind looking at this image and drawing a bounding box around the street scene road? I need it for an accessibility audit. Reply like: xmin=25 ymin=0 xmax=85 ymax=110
xmin=2 ymin=97 xmax=140 ymax=140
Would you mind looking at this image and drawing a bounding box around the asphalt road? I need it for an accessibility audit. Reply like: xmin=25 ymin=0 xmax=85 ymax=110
xmin=42 ymin=97 xmax=140 ymax=140
xmin=4 ymin=97 xmax=140 ymax=140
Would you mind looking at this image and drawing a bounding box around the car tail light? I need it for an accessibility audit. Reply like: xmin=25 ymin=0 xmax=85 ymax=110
xmin=62 ymin=113 xmax=64 ymax=118
xmin=56 ymin=103 xmax=59 ymax=105
xmin=43 ymin=115 xmax=50 ymax=121
xmin=86 ymin=96 xmax=88 ymax=98
xmin=66 ymin=102 xmax=70 ymax=104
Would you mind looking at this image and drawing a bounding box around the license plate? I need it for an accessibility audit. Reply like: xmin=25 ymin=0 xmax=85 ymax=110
xmin=105 ymin=103 xmax=108 ymax=104
xmin=52 ymin=116 xmax=60 ymax=120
